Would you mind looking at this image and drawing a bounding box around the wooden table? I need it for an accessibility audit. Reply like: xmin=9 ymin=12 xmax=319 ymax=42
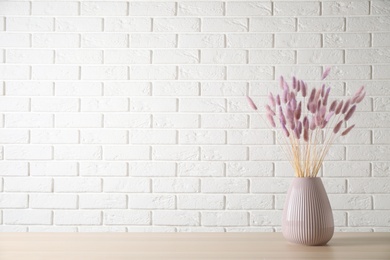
xmin=0 ymin=232 xmax=389 ymax=259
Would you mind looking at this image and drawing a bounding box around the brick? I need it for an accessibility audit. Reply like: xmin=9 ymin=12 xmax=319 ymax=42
xmin=0 ymin=65 xmax=30 ymax=80
xmin=32 ymin=65 xmax=79 ymax=80
xmin=0 ymin=34 xmax=30 ymax=47
xmin=129 ymin=195 xmax=175 ymax=209
xmin=226 ymin=194 xmax=273 ymax=210
xmin=373 ymin=162 xmax=390 ymax=177
xmin=227 ymin=2 xmax=271 ymax=16
xmin=228 ymin=65 xmax=273 ymax=80
xmin=81 ymin=2 xmax=128 ymax=16
xmin=251 ymin=17 xmax=296 ymax=32
xmin=7 ymin=17 xmax=54 ymax=32
xmin=0 ymin=162 xmax=28 ymax=176
xmin=33 ymin=33 xmax=80 ymax=48
xmin=31 ymin=129 xmax=79 ymax=144
xmin=30 ymin=194 xmax=77 ymax=209
xmin=179 ymin=130 xmax=225 ymax=144
xmin=203 ymin=18 xmax=248 ymax=32
xmin=80 ymin=194 xmax=126 ymax=209
xmin=374 ymin=195 xmax=390 ymax=209
xmin=349 ymin=178 xmax=390 ymax=193
xmin=153 ymin=114 xmax=198 ymax=128
xmin=202 ymin=49 xmax=246 ymax=64
xmin=372 ymin=0 xmax=390 ymax=14
xmin=153 ymin=82 xmax=198 ymax=96
xmin=130 ymin=2 xmax=175 ymax=15
xmin=104 ymin=210 xmax=150 ymax=225
xmin=105 ymin=18 xmax=151 ymax=32
xmin=274 ymin=66 xmax=323 ymax=80
xmin=0 ymin=194 xmax=28 ymax=208
xmin=0 ymin=129 xmax=29 ymax=144
xmin=153 ymin=178 xmax=200 ymax=193
xmin=55 ymin=210 xmax=101 ymax=225
xmin=374 ymin=130 xmax=390 ymax=143
xmin=227 ymin=162 xmax=273 ymax=177
xmin=154 ymin=18 xmax=200 ymax=32
xmin=374 ymin=65 xmax=390 ymax=79
xmin=202 ymin=212 xmax=248 ymax=226
xmin=179 ymin=34 xmax=224 ymax=48
xmin=227 ymin=33 xmax=273 ymax=48
xmin=275 ymin=33 xmax=321 ymax=48
xmin=6 ymin=81 xmax=53 ymax=96
xmin=349 ymin=211 xmax=390 ymax=227
xmin=346 ymin=49 xmax=390 ymax=64
xmin=0 ymin=2 xmax=30 ymax=15
xmin=129 ymin=162 xmax=176 ymax=177
xmin=56 ymin=82 xmax=102 ymax=96
xmin=202 ymin=178 xmax=248 ymax=193
xmin=322 ymin=178 xmax=347 ymax=194
xmin=131 ymin=34 xmax=177 ymax=48
xmin=104 ymin=178 xmax=150 ymax=193
xmin=154 ymin=50 xmax=199 ymax=64
xmin=30 ymin=162 xmax=78 ymax=176
xmin=7 ymin=49 xmax=54 ymax=64
xmin=323 ymin=1 xmax=369 ymax=15
xmin=6 ymin=113 xmax=53 ymax=128
xmin=81 ymin=97 xmax=128 ymax=112
xmin=348 ymin=16 xmax=390 ymax=32
xmin=329 ymin=194 xmax=372 ymax=210
xmin=251 ymin=211 xmax=282 ymax=226
xmin=298 ymin=49 xmax=344 ymax=64
xmin=32 ymin=98 xmax=79 ymax=112
xmin=56 ymin=18 xmax=102 ymax=32
xmin=79 ymin=226 xmax=125 ymax=232
xmin=104 ymin=146 xmax=150 ymax=160
xmin=130 ymin=130 xmax=176 ymax=145
xmin=131 ymin=98 xmax=176 ymax=112
xmin=105 ymin=82 xmax=150 ymax=96
xmin=323 ymin=161 xmax=370 ymax=177
xmin=4 ymin=177 xmax=52 ymax=192
xmin=5 ymin=145 xmax=52 ymax=160
xmin=373 ymin=33 xmax=390 ymax=47
xmin=250 ymin=50 xmax=295 ymax=64
xmin=104 ymin=114 xmax=151 ymax=128
xmin=202 ymin=146 xmax=247 ymax=161
xmin=82 ymin=66 xmax=128 ymax=80
xmin=201 ymin=82 xmax=247 ymax=96
xmin=348 ymin=146 xmax=390 ymax=161
xmin=80 ymin=162 xmax=127 ymax=177
xmin=55 ymin=146 xmax=102 ymax=160
xmin=179 ymin=2 xmax=223 ymax=16
xmin=178 ymin=162 xmax=224 ymax=177
xmin=324 ymin=33 xmax=370 ymax=48
xmin=180 ymin=98 xmax=226 ymax=113
xmin=29 ymin=226 xmax=77 ymax=232
xmin=55 ymin=114 xmax=102 ymax=128
xmin=202 ymin=114 xmax=248 ymax=129
xmin=298 ymin=17 xmax=345 ymax=32
xmin=81 ymin=129 xmax=127 ymax=144
xmin=0 ymin=97 xmax=29 ymax=112
xmin=4 ymin=210 xmax=52 ymax=225
xmin=104 ymin=50 xmax=150 ymax=64
xmin=153 ymin=146 xmax=199 ymax=161
xmin=54 ymin=178 xmax=102 ymax=193
xmin=251 ymin=178 xmax=290 ymax=193
xmin=32 ymin=2 xmax=78 ymax=16
xmin=228 ymin=130 xmax=273 ymax=145
xmin=178 ymin=195 xmax=224 ymax=210
xmin=82 ymin=33 xmax=128 ymax=48
xmin=154 ymin=211 xmax=199 ymax=226
xmin=56 ymin=49 xmax=103 ymax=64
xmin=130 ymin=66 xmax=177 ymax=80
xmin=274 ymin=2 xmax=320 ymax=16
xmin=180 ymin=65 xmax=225 ymax=80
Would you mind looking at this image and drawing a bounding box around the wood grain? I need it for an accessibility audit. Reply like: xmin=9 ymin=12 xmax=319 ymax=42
xmin=0 ymin=232 xmax=389 ymax=259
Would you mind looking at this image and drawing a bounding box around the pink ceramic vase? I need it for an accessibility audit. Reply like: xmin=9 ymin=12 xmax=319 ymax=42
xmin=282 ymin=177 xmax=334 ymax=246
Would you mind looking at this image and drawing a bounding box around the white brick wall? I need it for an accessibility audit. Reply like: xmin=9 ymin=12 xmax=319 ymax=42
xmin=0 ymin=0 xmax=389 ymax=232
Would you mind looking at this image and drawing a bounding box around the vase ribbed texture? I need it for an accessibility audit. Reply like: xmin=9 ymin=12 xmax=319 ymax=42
xmin=282 ymin=177 xmax=334 ymax=246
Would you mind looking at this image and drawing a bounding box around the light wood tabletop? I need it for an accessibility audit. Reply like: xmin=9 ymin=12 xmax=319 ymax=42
xmin=0 ymin=232 xmax=389 ymax=259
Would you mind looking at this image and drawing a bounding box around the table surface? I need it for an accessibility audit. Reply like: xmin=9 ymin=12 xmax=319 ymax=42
xmin=0 ymin=232 xmax=389 ymax=260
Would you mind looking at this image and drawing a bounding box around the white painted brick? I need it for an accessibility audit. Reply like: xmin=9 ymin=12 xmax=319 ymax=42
xmin=251 ymin=17 xmax=296 ymax=32
xmin=322 ymin=178 xmax=347 ymax=194
xmin=347 ymin=80 xmax=390 ymax=96
xmin=30 ymin=194 xmax=77 ymax=209
xmin=79 ymin=226 xmax=125 ymax=232
xmin=371 ymin=0 xmax=390 ymax=14
xmin=251 ymin=178 xmax=290 ymax=193
xmin=203 ymin=18 xmax=248 ymax=32
xmin=105 ymin=50 xmax=150 ymax=64
xmin=348 ymin=146 xmax=390 ymax=161
xmin=153 ymin=178 xmax=200 ymax=193
xmin=202 ymin=49 xmax=246 ymax=64
xmin=55 ymin=146 xmax=101 ymax=160
xmin=0 ymin=34 xmax=30 ymax=48
xmin=129 ymin=162 xmax=176 ymax=177
xmin=299 ymin=17 xmax=345 ymax=32
xmin=32 ymin=65 xmax=79 ymax=80
xmin=4 ymin=177 xmax=52 ymax=192
xmin=153 ymin=113 xmax=198 ymax=128
xmin=0 ymin=129 xmax=29 ymax=144
xmin=81 ymin=97 xmax=128 ymax=112
xmin=0 ymin=162 xmax=28 ymax=176
xmin=80 ymin=162 xmax=127 ymax=177
xmin=130 ymin=2 xmax=175 ymax=16
xmin=0 ymin=194 xmax=28 ymax=208
xmin=202 ymin=114 xmax=248 ymax=129
xmin=0 ymin=226 xmax=27 ymax=232
xmin=227 ymin=2 xmax=271 ymax=16
xmin=323 ymin=162 xmax=370 ymax=177
xmin=227 ymin=162 xmax=273 ymax=177
xmin=274 ymin=2 xmax=320 ymax=16
xmin=329 ymin=194 xmax=372 ymax=210
xmin=5 ymin=145 xmax=52 ymax=160
xmin=180 ymin=65 xmax=225 ymax=80
xmin=251 ymin=211 xmax=282 ymax=226
xmin=130 ymin=130 xmax=176 ymax=144
xmin=56 ymin=18 xmax=102 ymax=32
xmin=154 ymin=18 xmax=200 ymax=32
xmin=105 ymin=18 xmax=151 ymax=32
xmin=374 ymin=65 xmax=390 ymax=79
xmin=153 ymin=146 xmax=199 ymax=161
xmin=129 ymin=194 xmax=175 ymax=209
xmin=202 ymin=146 xmax=247 ymax=161
xmin=178 ymin=162 xmax=224 ymax=177
xmin=55 ymin=113 xmax=102 ymax=128
xmin=178 ymin=227 xmax=224 ymax=232
xmin=6 ymin=49 xmax=53 ymax=64
xmin=82 ymin=66 xmax=128 ymax=80
xmin=179 ymin=2 xmax=223 ymax=16
xmin=105 ymin=82 xmax=150 ymax=96
xmin=81 ymin=2 xmax=127 ymax=16
xmin=7 ymin=17 xmax=54 ymax=32
xmin=227 ymin=33 xmax=272 ymax=48
xmin=348 ymin=16 xmax=390 ymax=32
xmin=179 ymin=34 xmax=224 ymax=48
xmin=81 ymin=129 xmax=127 ymax=144
xmin=250 ymin=50 xmax=295 ymax=64
xmin=32 ymin=98 xmax=79 ymax=112
xmin=374 ymin=130 xmax=390 ymax=144
xmin=104 ymin=210 xmax=150 ymax=225
xmin=153 ymin=82 xmax=198 ymax=96
xmin=0 ymin=65 xmax=30 ymax=80
xmin=29 ymin=226 xmax=77 ymax=232
xmin=104 ymin=178 xmax=150 ymax=193
xmin=0 ymin=97 xmax=29 ymax=112
xmin=6 ymin=81 xmax=53 ymax=96
xmin=31 ymin=129 xmax=79 ymax=144
xmin=154 ymin=50 xmax=199 ymax=64
xmin=373 ymin=162 xmax=390 ymax=177
xmin=324 ymin=33 xmax=370 ymax=48
xmin=180 ymin=98 xmax=226 ymax=113
xmin=6 ymin=113 xmax=53 ymax=128
xmin=298 ymin=49 xmax=344 ymax=64
xmin=30 ymin=162 xmax=78 ymax=176
xmin=130 ymin=65 xmax=177 ymax=80
xmin=275 ymin=33 xmax=322 ymax=48
xmin=56 ymin=50 xmax=102 ymax=64
xmin=54 ymin=177 xmax=102 ymax=193
xmin=178 ymin=195 xmax=224 ymax=210
xmin=33 ymin=33 xmax=80 ymax=48
xmin=347 ymin=49 xmax=390 ymax=64
xmin=374 ymin=98 xmax=390 ymax=112
xmin=0 ymin=2 xmax=30 ymax=15
xmin=104 ymin=114 xmax=150 ymax=128
xmin=55 ymin=82 xmax=101 ymax=96
xmin=227 ymin=227 xmax=274 ymax=232
xmin=32 ymin=2 xmax=78 ymax=16
xmin=323 ymin=1 xmax=369 ymax=15
xmin=227 ymin=130 xmax=273 ymax=145
xmin=274 ymin=66 xmax=322 ymax=80
xmin=201 ymin=82 xmax=247 ymax=96
xmin=374 ymin=195 xmax=390 ymax=209
xmin=179 ymin=130 xmax=225 ymax=145
xmin=373 ymin=33 xmax=390 ymax=47
xmin=4 ymin=210 xmax=52 ymax=225
xmin=349 ymin=178 xmax=390 ymax=193
xmin=55 ymin=210 xmax=101 ymax=225
xmin=131 ymin=98 xmax=176 ymax=112
xmin=80 ymin=194 xmax=126 ymax=209
xmin=0 ymin=17 xmax=3 ymax=31
xmin=226 ymin=195 xmax=273 ymax=210
xmin=202 ymin=178 xmax=248 ymax=193
xmin=202 ymin=212 xmax=248 ymax=226
xmin=104 ymin=146 xmax=150 ymax=160
xmin=82 ymin=33 xmax=128 ymax=48
xmin=349 ymin=211 xmax=390 ymax=227
xmin=228 ymin=65 xmax=273 ymax=80
xmin=154 ymin=211 xmax=199 ymax=226
xmin=131 ymin=34 xmax=177 ymax=48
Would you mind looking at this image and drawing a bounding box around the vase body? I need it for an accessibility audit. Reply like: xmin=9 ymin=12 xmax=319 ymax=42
xmin=282 ymin=177 xmax=334 ymax=246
